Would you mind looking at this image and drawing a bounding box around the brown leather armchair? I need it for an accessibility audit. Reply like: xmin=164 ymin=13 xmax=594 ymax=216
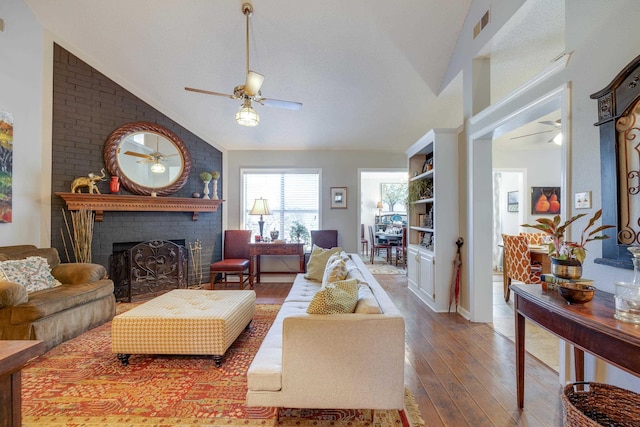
xmin=210 ymin=230 xmax=253 ymax=289
xmin=310 ymin=230 xmax=338 ymax=249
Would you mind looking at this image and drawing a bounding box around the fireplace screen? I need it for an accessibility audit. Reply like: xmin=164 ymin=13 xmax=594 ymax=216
xmin=110 ymin=240 xmax=188 ymax=302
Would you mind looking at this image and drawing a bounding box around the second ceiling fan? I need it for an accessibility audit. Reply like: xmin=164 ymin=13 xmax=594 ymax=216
xmin=185 ymin=3 xmax=302 ymax=127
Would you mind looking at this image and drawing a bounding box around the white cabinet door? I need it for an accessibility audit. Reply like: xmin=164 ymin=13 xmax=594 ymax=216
xmin=407 ymin=246 xmax=420 ymax=290
xmin=419 ymin=251 xmax=435 ymax=300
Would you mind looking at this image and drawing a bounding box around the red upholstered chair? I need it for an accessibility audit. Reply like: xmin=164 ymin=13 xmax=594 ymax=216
xmin=502 ymin=234 xmax=543 ymax=302
xmin=310 ymin=230 xmax=338 ymax=249
xmin=368 ymin=225 xmax=391 ymax=264
xmin=210 ymin=230 xmax=252 ymax=290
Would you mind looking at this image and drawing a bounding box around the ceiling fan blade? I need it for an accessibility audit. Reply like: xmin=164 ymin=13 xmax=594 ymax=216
xmin=259 ymin=98 xmax=303 ymax=111
xmin=124 ymin=151 xmax=152 ymax=159
xmin=510 ymin=129 xmax=556 ymax=140
xmin=185 ymin=87 xmax=235 ymax=99
xmin=137 ymin=159 xmax=153 ymax=164
xmin=245 ymin=71 xmax=265 ymax=97
xmin=539 ymin=120 xmax=561 ymax=127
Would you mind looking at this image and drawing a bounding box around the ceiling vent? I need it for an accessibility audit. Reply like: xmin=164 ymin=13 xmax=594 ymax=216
xmin=473 ymin=10 xmax=490 ymax=39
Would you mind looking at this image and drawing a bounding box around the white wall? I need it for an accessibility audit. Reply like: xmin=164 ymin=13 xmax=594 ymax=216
xmin=0 ymin=0 xmax=45 ymax=246
xmin=226 ymin=150 xmax=406 ymax=253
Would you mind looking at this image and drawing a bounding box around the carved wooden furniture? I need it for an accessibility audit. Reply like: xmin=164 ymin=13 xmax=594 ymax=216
xmin=210 ymin=230 xmax=252 ymax=290
xmin=55 ymin=192 xmax=223 ymax=221
xmin=511 ymin=284 xmax=640 ymax=409
xmin=110 ymin=240 xmax=188 ymax=302
xmin=501 ymin=234 xmax=543 ymax=302
xmin=248 ymin=242 xmax=305 ymax=283
xmin=591 ymin=54 xmax=640 ymax=269
xmin=0 ymin=340 xmax=43 ymax=427
xmin=112 ymin=289 xmax=255 ymax=367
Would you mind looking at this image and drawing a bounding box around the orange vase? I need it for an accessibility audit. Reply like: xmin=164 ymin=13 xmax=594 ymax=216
xmin=110 ymin=176 xmax=120 ymax=193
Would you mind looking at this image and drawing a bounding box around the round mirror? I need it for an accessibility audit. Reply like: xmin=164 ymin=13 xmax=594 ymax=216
xmin=104 ymin=122 xmax=192 ymax=196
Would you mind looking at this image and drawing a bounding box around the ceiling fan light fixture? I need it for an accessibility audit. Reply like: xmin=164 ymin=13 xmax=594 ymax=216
xmin=553 ymin=133 xmax=563 ymax=145
xmin=150 ymin=162 xmax=166 ymax=174
xmin=236 ymin=99 xmax=260 ymax=127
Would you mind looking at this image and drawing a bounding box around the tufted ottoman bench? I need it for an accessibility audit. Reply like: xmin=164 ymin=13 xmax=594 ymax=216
xmin=112 ymin=289 xmax=255 ymax=367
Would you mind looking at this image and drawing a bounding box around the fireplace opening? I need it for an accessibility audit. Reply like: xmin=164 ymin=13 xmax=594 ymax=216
xmin=110 ymin=239 xmax=188 ymax=302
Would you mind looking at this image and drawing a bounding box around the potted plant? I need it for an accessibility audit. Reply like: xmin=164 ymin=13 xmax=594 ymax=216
xmin=289 ymin=221 xmax=309 ymax=244
xmin=521 ymin=209 xmax=614 ymax=279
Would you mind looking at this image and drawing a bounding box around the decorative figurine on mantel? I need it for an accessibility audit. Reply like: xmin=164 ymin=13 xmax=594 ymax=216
xmin=71 ymin=168 xmax=106 ymax=194
xmin=211 ymin=170 xmax=220 ymax=200
xmin=200 ymin=172 xmax=212 ymax=199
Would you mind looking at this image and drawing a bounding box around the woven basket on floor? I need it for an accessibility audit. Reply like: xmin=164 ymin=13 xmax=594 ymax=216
xmin=562 ymin=382 xmax=640 ymax=427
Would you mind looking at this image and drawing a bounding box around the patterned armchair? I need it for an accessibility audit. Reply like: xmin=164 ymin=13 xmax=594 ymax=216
xmin=502 ymin=234 xmax=543 ymax=302
xmin=519 ymin=232 xmax=545 ymax=246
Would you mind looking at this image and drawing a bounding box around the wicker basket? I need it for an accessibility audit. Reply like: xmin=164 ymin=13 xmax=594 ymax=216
xmin=562 ymin=382 xmax=640 ymax=426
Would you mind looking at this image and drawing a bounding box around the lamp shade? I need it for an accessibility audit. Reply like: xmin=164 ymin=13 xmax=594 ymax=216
xmin=376 ymin=201 xmax=383 ymax=209
xmin=250 ymin=198 xmax=271 ymax=216
xmin=236 ymin=99 xmax=260 ymax=127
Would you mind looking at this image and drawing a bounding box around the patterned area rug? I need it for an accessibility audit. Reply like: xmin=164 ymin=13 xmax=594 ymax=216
xmin=22 ymin=303 xmax=423 ymax=427
xmin=366 ymin=263 xmax=406 ymax=275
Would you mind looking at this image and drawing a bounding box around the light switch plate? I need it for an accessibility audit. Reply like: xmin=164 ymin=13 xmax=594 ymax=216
xmin=575 ymin=191 xmax=592 ymax=209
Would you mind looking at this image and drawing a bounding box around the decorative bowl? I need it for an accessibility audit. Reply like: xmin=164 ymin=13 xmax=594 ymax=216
xmin=557 ymin=282 xmax=596 ymax=304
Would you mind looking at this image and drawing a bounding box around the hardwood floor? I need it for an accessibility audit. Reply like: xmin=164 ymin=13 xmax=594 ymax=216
xmin=213 ymin=275 xmax=564 ymax=426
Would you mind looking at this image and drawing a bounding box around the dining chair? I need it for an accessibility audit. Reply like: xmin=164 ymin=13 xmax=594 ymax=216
xmin=394 ymin=227 xmax=407 ymax=267
xmin=519 ymin=232 xmax=545 ymax=246
xmin=502 ymin=234 xmax=543 ymax=302
xmin=210 ymin=230 xmax=252 ymax=290
xmin=368 ymin=225 xmax=391 ymax=264
xmin=360 ymin=224 xmax=369 ymax=255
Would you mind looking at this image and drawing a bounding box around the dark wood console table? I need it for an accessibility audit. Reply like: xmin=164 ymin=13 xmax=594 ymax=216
xmin=511 ymin=284 xmax=640 ymax=409
xmin=0 ymin=340 xmax=44 ymax=427
xmin=249 ymin=242 xmax=305 ymax=283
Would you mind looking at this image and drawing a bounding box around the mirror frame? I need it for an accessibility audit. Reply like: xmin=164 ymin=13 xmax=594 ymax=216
xmin=104 ymin=121 xmax=192 ymax=196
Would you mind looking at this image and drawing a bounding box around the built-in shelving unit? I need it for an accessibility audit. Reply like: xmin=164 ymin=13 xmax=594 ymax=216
xmin=405 ymin=128 xmax=459 ymax=312
xmin=55 ymin=192 xmax=223 ymax=221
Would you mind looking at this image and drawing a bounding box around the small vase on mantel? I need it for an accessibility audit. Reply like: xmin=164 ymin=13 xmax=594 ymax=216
xmin=109 ymin=176 xmax=120 ymax=194
xmin=211 ymin=179 xmax=219 ymax=200
xmin=202 ymin=181 xmax=211 ymax=199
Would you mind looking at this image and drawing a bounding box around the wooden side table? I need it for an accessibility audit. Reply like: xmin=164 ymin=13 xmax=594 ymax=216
xmin=0 ymin=340 xmax=44 ymax=427
xmin=249 ymin=242 xmax=305 ymax=283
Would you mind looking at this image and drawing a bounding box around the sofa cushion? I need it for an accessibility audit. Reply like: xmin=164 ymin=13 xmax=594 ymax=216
xmin=51 ymin=263 xmax=107 ymax=285
xmin=307 ymin=279 xmax=359 ymax=314
xmin=0 ymin=281 xmax=28 ymax=308
xmin=354 ymin=284 xmax=382 ymax=314
xmin=283 ymin=277 xmax=321 ymax=303
xmin=0 ymin=257 xmax=62 ymax=293
xmin=304 ymin=245 xmax=343 ymax=282
xmin=0 ymin=280 xmax=114 ymax=324
xmin=321 ymin=256 xmax=348 ymax=285
xmin=0 ymin=247 xmax=60 ymax=268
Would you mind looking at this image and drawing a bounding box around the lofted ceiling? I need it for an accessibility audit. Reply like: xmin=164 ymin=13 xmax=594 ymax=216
xmin=23 ymin=0 xmax=563 ymax=152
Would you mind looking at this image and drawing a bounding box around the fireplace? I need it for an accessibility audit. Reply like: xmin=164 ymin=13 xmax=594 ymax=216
xmin=110 ymin=240 xmax=188 ymax=302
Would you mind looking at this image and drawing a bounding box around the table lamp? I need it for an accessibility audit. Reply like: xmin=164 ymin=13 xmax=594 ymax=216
xmin=250 ymin=197 xmax=271 ymax=240
xmin=377 ymin=201 xmax=383 ymax=217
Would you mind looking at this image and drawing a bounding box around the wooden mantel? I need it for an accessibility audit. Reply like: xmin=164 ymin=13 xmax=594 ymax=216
xmin=55 ymin=192 xmax=224 ymax=221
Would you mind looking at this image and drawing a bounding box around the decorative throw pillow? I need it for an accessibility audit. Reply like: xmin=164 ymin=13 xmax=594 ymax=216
xmin=0 ymin=256 xmax=62 ymax=293
xmin=354 ymin=284 xmax=382 ymax=314
xmin=304 ymin=245 xmax=343 ymax=282
xmin=307 ymin=278 xmax=359 ymax=314
xmin=322 ymin=257 xmax=348 ymax=285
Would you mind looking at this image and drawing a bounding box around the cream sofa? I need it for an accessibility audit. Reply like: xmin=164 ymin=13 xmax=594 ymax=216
xmin=246 ymin=253 xmax=405 ymax=410
xmin=0 ymin=245 xmax=116 ymax=352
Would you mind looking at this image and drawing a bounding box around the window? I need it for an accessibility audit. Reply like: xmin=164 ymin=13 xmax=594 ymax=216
xmin=242 ymin=169 xmax=320 ymax=245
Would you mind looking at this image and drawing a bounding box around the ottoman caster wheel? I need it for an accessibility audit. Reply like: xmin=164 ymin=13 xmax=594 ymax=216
xmin=213 ymin=355 xmax=223 ymax=367
xmin=117 ymin=353 xmax=131 ymax=366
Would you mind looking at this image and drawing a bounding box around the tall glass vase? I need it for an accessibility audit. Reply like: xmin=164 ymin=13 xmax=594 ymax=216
xmin=614 ymin=247 xmax=640 ymax=323
xmin=202 ymin=181 xmax=210 ymax=199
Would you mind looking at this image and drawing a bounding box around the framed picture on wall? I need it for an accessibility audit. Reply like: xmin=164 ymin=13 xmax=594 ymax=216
xmin=531 ymin=186 xmax=561 ymax=215
xmin=330 ymin=187 xmax=348 ymax=209
xmin=507 ymin=191 xmax=519 ymax=213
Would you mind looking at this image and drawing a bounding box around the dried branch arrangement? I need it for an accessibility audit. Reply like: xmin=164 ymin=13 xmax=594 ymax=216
xmin=61 ymin=208 xmax=95 ymax=263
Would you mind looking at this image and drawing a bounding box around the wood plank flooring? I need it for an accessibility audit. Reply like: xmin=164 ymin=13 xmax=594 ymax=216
xmin=212 ymin=274 xmax=564 ymax=426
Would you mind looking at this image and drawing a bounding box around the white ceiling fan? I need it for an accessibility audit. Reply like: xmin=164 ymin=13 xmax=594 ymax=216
xmin=510 ymin=119 xmax=562 ymax=143
xmin=185 ymin=2 xmax=302 ymax=127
